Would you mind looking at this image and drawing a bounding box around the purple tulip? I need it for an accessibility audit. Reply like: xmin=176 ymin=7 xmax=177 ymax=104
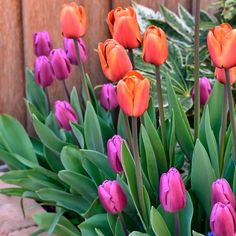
xmin=192 ymin=77 xmax=211 ymax=106
xmin=107 ymin=135 xmax=123 ymax=173
xmin=34 ymin=31 xmax=52 ymax=57
xmin=212 ymin=178 xmax=235 ymax=208
xmin=210 ymin=202 xmax=236 ymax=236
xmin=63 ymin=38 xmax=87 ymax=65
xmin=50 ymin=49 xmax=71 ymax=80
xmin=98 ymin=180 xmax=127 ymax=214
xmin=34 ymin=56 xmax=54 ymax=87
xmin=54 ymin=100 xmax=77 ymax=130
xmin=159 ymin=167 xmax=186 ymax=213
xmin=100 ymin=84 xmax=118 ymax=110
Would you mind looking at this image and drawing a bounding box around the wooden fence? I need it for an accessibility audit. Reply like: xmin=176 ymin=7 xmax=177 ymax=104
xmin=0 ymin=0 xmax=214 ymax=129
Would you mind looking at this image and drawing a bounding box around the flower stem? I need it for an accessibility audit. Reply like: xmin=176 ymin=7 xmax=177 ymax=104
xmin=62 ymin=80 xmax=70 ymax=101
xmin=225 ymin=68 xmax=236 ymax=164
xmin=175 ymin=212 xmax=180 ymax=236
xmin=132 ymin=117 xmax=148 ymax=228
xmin=219 ymin=85 xmax=228 ymax=175
xmin=155 ymin=65 xmax=167 ymax=154
xmin=73 ymin=38 xmax=91 ymax=102
xmin=123 ymin=113 xmax=134 ymax=154
xmin=43 ymin=87 xmax=51 ymax=111
xmin=193 ymin=0 xmax=201 ymax=141
xmin=128 ymin=49 xmax=135 ymax=69
xmin=119 ymin=213 xmax=128 ymax=236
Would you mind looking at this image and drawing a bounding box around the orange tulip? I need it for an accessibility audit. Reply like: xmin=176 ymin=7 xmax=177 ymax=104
xmin=107 ymin=7 xmax=142 ymax=49
xmin=117 ymin=71 xmax=150 ymax=117
xmin=215 ymin=67 xmax=236 ymax=84
xmin=98 ymin=39 xmax=132 ymax=82
xmin=207 ymin=23 xmax=236 ymax=68
xmin=142 ymin=26 xmax=168 ymax=65
xmin=60 ymin=2 xmax=87 ymax=38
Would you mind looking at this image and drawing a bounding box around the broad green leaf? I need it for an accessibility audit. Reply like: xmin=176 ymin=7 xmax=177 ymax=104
xmin=71 ymin=123 xmax=85 ymax=149
xmin=178 ymin=4 xmax=194 ymax=28
xmin=37 ymin=188 xmax=89 ymax=214
xmin=157 ymin=192 xmax=193 ymax=236
xmin=143 ymin=113 xmax=167 ymax=173
xmin=25 ymin=100 xmax=45 ymax=122
xmin=79 ymin=214 xmax=112 ymax=236
xmin=192 ymin=231 xmax=205 ymax=236
xmin=0 ymin=188 xmax=28 ymax=196
xmin=191 ymin=140 xmax=216 ymax=217
xmin=141 ymin=125 xmax=159 ymax=193
xmin=25 ymin=69 xmax=49 ymax=117
xmin=84 ymin=102 xmax=104 ymax=153
xmin=117 ymin=110 xmax=128 ymax=141
xmin=166 ymin=75 xmax=194 ymax=159
xmin=32 ymin=115 xmax=66 ymax=153
xmin=33 ymin=212 xmax=80 ymax=236
xmin=115 ymin=216 xmax=126 ymax=236
xmin=82 ymin=198 xmax=104 ymax=219
xmin=58 ymin=170 xmax=97 ymax=202
xmin=129 ymin=232 xmax=149 ymax=236
xmin=167 ymin=112 xmax=176 ymax=166
xmin=0 ymin=115 xmax=38 ymax=164
xmin=48 ymin=208 xmax=65 ymax=236
xmin=150 ymin=207 xmax=171 ymax=236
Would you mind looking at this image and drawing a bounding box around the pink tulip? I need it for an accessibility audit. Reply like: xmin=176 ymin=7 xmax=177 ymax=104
xmin=212 ymin=178 xmax=235 ymax=208
xmin=54 ymin=100 xmax=77 ymax=130
xmin=100 ymin=84 xmax=118 ymax=111
xmin=107 ymin=135 xmax=123 ymax=173
xmin=210 ymin=202 xmax=236 ymax=236
xmin=98 ymin=180 xmax=127 ymax=214
xmin=33 ymin=31 xmax=52 ymax=57
xmin=160 ymin=167 xmax=186 ymax=212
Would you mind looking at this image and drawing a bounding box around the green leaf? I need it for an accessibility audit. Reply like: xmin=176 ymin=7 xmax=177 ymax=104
xmin=143 ymin=113 xmax=167 ymax=173
xmin=70 ymin=87 xmax=84 ymax=124
xmin=117 ymin=110 xmax=128 ymax=140
xmin=128 ymin=232 xmax=149 ymax=236
xmin=71 ymin=123 xmax=85 ymax=149
xmin=191 ymin=140 xmax=216 ymax=217
xmin=37 ymin=188 xmax=89 ymax=214
xmin=166 ymin=75 xmax=194 ymax=159
xmin=82 ymin=198 xmax=104 ymax=219
xmin=25 ymin=69 xmax=49 ymax=117
xmin=0 ymin=115 xmax=38 ymax=164
xmin=79 ymin=214 xmax=112 ymax=236
xmin=32 ymin=115 xmax=66 ymax=153
xmin=115 ymin=216 xmax=126 ymax=236
xmin=192 ymin=231 xmax=205 ymax=236
xmin=150 ymin=207 xmax=171 ymax=236
xmin=141 ymin=125 xmax=159 ymax=193
xmin=0 ymin=188 xmax=28 ymax=196
xmin=48 ymin=208 xmax=65 ymax=236
xmin=25 ymin=100 xmax=45 ymax=122
xmin=84 ymin=102 xmax=104 ymax=153
xmin=167 ymin=112 xmax=176 ymax=166
xmin=178 ymin=4 xmax=194 ymax=28
xmin=157 ymin=192 xmax=193 ymax=236
xmin=33 ymin=212 xmax=80 ymax=236
xmin=58 ymin=170 xmax=97 ymax=202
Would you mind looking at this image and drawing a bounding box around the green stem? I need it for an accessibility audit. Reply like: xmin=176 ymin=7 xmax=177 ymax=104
xmin=219 ymin=85 xmax=228 ymax=175
xmin=193 ymin=0 xmax=201 ymax=141
xmin=132 ymin=117 xmax=148 ymax=228
xmin=225 ymin=68 xmax=236 ymax=164
xmin=44 ymin=87 xmax=51 ymax=111
xmin=62 ymin=80 xmax=70 ymax=101
xmin=155 ymin=65 xmax=167 ymax=154
xmin=73 ymin=38 xmax=91 ymax=102
xmin=119 ymin=213 xmax=128 ymax=236
xmin=128 ymin=49 xmax=135 ymax=69
xmin=175 ymin=213 xmax=180 ymax=236
xmin=124 ymin=113 xmax=134 ymax=154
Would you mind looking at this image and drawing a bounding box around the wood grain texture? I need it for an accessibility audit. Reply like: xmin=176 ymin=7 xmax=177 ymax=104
xmin=0 ymin=0 xmax=26 ymax=126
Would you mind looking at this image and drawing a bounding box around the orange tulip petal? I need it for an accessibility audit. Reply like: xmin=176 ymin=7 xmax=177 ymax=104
xmin=133 ymin=79 xmax=150 ymax=117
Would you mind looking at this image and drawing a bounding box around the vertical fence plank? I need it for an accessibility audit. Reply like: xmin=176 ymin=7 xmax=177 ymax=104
xmin=22 ymin=0 xmax=110 ymax=130
xmin=0 ymin=0 xmax=26 ymax=125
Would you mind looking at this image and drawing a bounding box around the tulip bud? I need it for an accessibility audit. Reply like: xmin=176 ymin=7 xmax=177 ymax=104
xmin=117 ymin=70 xmax=150 ymax=117
xmin=98 ymin=39 xmax=132 ymax=82
xmin=212 ymin=178 xmax=235 ymax=208
xmin=107 ymin=7 xmax=142 ymax=49
xmin=107 ymin=135 xmax=123 ymax=173
xmin=159 ymin=167 xmax=186 ymax=213
xmin=33 ymin=31 xmax=52 ymax=57
xmin=34 ymin=56 xmax=54 ymax=87
xmin=100 ymin=84 xmax=118 ymax=110
xmin=207 ymin=23 xmax=236 ymax=68
xmin=215 ymin=67 xmax=236 ymax=84
xmin=210 ymin=202 xmax=236 ymax=236
xmin=192 ymin=77 xmax=211 ymax=106
xmin=54 ymin=100 xmax=77 ymax=130
xmin=63 ymin=37 xmax=87 ymax=65
xmin=142 ymin=25 xmax=168 ymax=65
xmin=50 ymin=49 xmax=71 ymax=80
xmin=98 ymin=180 xmax=127 ymax=214
xmin=60 ymin=2 xmax=87 ymax=38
